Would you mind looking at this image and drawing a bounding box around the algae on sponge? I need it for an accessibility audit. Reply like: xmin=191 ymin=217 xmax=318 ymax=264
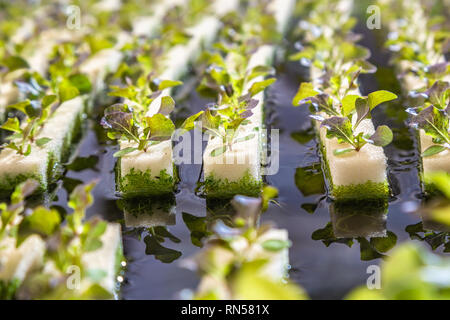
xmin=202 ymin=171 xmax=263 ymax=199
xmin=332 ymin=181 xmax=390 ymax=202
xmin=116 ymin=167 xmax=176 ymax=198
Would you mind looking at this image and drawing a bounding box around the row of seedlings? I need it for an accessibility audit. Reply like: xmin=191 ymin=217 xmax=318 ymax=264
xmin=102 ymin=0 xmax=241 ymax=198
xmin=195 ymin=0 xmax=296 ymax=198
xmin=0 ymin=0 xmax=129 ymax=121
xmin=0 ymin=179 xmax=123 ymax=299
xmin=0 ymin=0 xmax=182 ymax=300
xmin=291 ymin=0 xmax=398 ymax=202
xmin=0 ymin=0 xmax=171 ymax=194
xmin=378 ymin=0 xmax=450 ymax=192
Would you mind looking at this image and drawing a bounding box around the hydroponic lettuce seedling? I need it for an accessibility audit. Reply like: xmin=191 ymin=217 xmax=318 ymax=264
xmin=293 ymin=84 xmax=398 ymax=155
xmin=1 ymin=179 xmax=123 ymax=299
xmin=0 ymin=41 xmax=92 ymax=156
xmin=0 ymin=68 xmax=91 ymax=156
xmin=407 ymin=81 xmax=450 ymax=157
xmin=191 ymin=49 xmax=276 ymax=156
xmin=102 ymin=75 xmax=183 ymax=157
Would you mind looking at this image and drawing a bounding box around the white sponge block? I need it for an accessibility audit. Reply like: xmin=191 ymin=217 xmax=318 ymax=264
xmin=420 ymin=130 xmax=450 ymax=174
xmin=124 ymin=205 xmax=176 ymax=228
xmin=320 ymin=119 xmax=388 ymax=186
xmin=120 ymin=140 xmax=174 ymax=178
xmin=80 ymin=49 xmax=123 ymax=92
xmin=0 ymin=145 xmax=49 ymax=189
xmin=38 ymin=96 xmax=85 ymax=159
xmin=82 ymin=223 xmax=122 ymax=294
xmin=0 ymin=235 xmax=45 ymax=284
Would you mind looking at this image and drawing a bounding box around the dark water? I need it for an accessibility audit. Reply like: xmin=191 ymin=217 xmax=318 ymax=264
xmin=35 ymin=17 xmax=449 ymax=300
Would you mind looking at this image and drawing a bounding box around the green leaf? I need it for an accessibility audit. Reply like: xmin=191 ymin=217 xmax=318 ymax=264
xmin=355 ymin=97 xmax=370 ymax=128
xmin=367 ymin=90 xmax=398 ymax=110
xmin=201 ymin=109 xmax=221 ymax=132
xmin=262 ymin=185 xmax=278 ymax=211
xmin=180 ymin=111 xmax=203 ymax=132
xmin=7 ymin=100 xmax=31 ymax=114
xmin=35 ymin=137 xmax=51 ymax=147
xmin=422 ymin=145 xmax=447 ymax=157
xmin=58 ymin=81 xmax=80 ymax=102
xmin=341 ymin=94 xmax=361 ymax=116
xmin=312 ymin=222 xmax=354 ymax=247
xmin=108 ymin=85 xmax=137 ymax=100
xmin=248 ymin=78 xmax=276 ymax=97
xmin=146 ymin=113 xmax=175 ymax=141
xmin=425 ymin=81 xmax=449 ymax=108
xmin=68 ymin=74 xmax=92 ymax=94
xmin=153 ymin=226 xmax=181 ymax=243
xmin=22 ymin=206 xmax=61 ymax=236
xmin=113 ymin=147 xmax=137 ymax=158
xmin=85 ymin=35 xmax=113 ymax=54
xmin=261 ymin=239 xmax=291 ymax=252
xmin=233 ymin=261 xmax=308 ymax=300
xmin=182 ymin=212 xmax=210 ymax=247
xmin=292 ymin=82 xmax=318 ymax=106
xmin=101 ymin=104 xmax=138 ymax=142
xmin=368 ymin=125 xmax=393 ymax=147
xmin=0 ymin=117 xmax=20 ymax=133
xmin=370 ymin=231 xmax=397 ymax=253
xmin=159 ymin=96 xmax=175 ymax=115
xmin=424 ymin=172 xmax=450 ymax=198
xmin=294 ymin=165 xmax=325 ymax=196
xmin=1 ymin=56 xmax=29 ymax=71
xmin=411 ymin=106 xmax=450 ymax=145
xmin=247 ymin=65 xmax=275 ymax=82
xmin=321 ymin=116 xmax=354 ymax=145
xmin=359 ymin=238 xmax=385 ymax=261
xmin=41 ymin=95 xmax=57 ymax=108
xmin=144 ymin=235 xmax=182 ymax=263
xmin=340 ymin=42 xmax=370 ymax=62
xmin=157 ymin=79 xmax=183 ymax=91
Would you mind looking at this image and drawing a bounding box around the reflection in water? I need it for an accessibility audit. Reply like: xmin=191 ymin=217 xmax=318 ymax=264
xmin=406 ymin=222 xmax=450 ymax=252
xmin=405 ymin=183 xmax=450 ymax=252
xmin=295 ymin=164 xmax=325 ymax=197
xmin=330 ymin=202 xmax=388 ymax=238
xmin=181 ymin=194 xmax=307 ymax=300
xmin=119 ymin=196 xmax=182 ymax=263
xmin=121 ymin=196 xmax=176 ymax=228
xmin=312 ymin=201 xmax=398 ymax=261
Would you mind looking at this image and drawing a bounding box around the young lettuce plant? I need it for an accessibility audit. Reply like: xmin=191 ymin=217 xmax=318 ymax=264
xmin=0 ymin=179 xmax=39 ymax=241
xmin=101 ymin=76 xmax=182 ymax=157
xmin=408 ymin=80 xmax=450 ymax=157
xmin=17 ymin=181 xmax=115 ymax=299
xmin=0 ymin=44 xmax=92 ymax=156
xmin=194 ymin=50 xmax=276 ymax=156
xmin=293 ymin=84 xmax=398 ymax=155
